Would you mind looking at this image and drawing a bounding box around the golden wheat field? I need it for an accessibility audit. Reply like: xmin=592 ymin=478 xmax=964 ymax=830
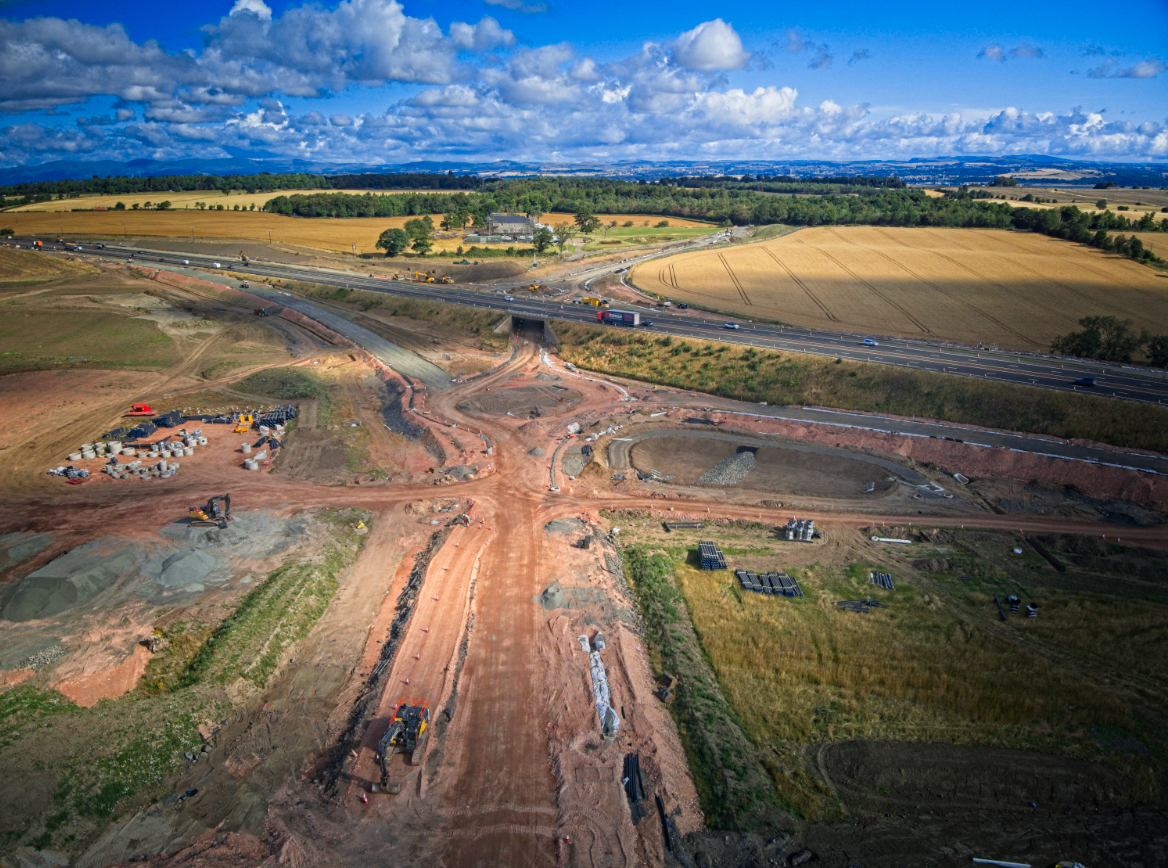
xmin=7 ymin=189 xmax=375 ymax=212
xmin=1 ymin=209 xmax=713 ymax=256
xmin=633 ymin=226 xmax=1168 ymax=350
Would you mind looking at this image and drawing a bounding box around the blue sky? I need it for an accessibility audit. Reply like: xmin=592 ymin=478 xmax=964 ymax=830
xmin=0 ymin=0 xmax=1165 ymax=167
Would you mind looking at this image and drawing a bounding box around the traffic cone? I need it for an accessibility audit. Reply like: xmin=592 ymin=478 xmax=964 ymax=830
xmin=360 ymin=793 xmax=369 ymax=804
xmin=415 ymin=654 xmax=421 ymax=660
xmin=351 ymin=749 xmax=358 ymax=758
xmin=424 ymin=628 xmax=430 ymax=633
xmin=405 ymin=678 xmax=410 ymax=685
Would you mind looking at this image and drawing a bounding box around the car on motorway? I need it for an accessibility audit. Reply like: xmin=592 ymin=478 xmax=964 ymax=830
xmin=723 ymin=322 xmax=740 ymax=330
xmin=641 ymin=320 xmax=653 ymax=328
xmin=182 ymin=259 xmax=189 ymax=265
xmin=862 ymin=338 xmax=879 ymax=346
xmin=676 ymin=303 xmax=688 ymax=309
xmin=503 ymin=295 xmax=514 ymax=301
xmin=1073 ymin=377 xmax=1097 ymax=386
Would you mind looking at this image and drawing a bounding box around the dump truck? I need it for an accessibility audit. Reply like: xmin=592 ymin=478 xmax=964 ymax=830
xmin=189 ymin=494 xmax=231 ymax=528
xmin=375 ymin=697 xmax=429 ymax=794
xmin=581 ymin=296 xmax=608 ymax=307
xmin=597 ymin=309 xmax=640 ymax=327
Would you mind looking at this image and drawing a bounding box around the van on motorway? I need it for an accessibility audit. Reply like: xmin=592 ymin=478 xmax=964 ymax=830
xmin=863 ymin=338 xmax=879 ymax=346
xmin=213 ymin=262 xmax=221 ymax=268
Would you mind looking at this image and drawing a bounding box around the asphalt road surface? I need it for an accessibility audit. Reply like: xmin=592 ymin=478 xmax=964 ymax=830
xmin=30 ymin=237 xmax=1168 ymax=408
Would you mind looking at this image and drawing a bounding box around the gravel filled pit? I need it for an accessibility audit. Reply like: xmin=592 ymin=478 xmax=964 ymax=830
xmin=621 ymin=430 xmax=926 ymax=498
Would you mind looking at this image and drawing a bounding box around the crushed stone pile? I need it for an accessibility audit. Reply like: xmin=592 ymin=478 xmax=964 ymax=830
xmin=18 ymin=644 xmax=67 ymax=670
xmin=159 ymin=511 xmax=309 ymax=559
xmin=545 ymin=518 xmax=587 ymax=535
xmin=528 ymin=447 xmax=547 ymax=458
xmin=1 ymin=540 xmax=138 ymax=622
xmin=697 ymin=450 xmax=757 ymax=485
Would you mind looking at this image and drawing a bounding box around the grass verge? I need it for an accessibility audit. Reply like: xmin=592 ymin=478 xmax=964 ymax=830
xmin=554 ymin=323 xmax=1168 ymax=453
xmin=622 ymin=545 xmax=789 ymax=833
xmin=177 ymin=507 xmax=370 ymax=689
xmin=270 ymin=279 xmax=510 ymax=350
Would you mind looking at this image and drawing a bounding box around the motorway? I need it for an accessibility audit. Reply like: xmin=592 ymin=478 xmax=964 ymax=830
xmin=23 ymin=236 xmax=1168 ymax=407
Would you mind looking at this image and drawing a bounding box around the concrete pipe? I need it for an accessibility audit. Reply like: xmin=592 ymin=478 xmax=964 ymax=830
xmin=68 ymin=453 xmax=82 ymax=461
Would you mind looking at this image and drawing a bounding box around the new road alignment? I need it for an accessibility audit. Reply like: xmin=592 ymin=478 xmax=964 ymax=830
xmin=137 ymin=249 xmax=1168 ymax=478
xmin=36 ymin=238 xmax=1168 ymax=407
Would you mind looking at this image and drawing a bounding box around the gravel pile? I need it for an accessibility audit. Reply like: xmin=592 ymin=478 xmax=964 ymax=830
xmin=528 ymin=447 xmax=547 ymax=458
xmin=697 ymin=450 xmax=757 ymax=485
xmin=19 ymin=645 xmax=66 ymax=670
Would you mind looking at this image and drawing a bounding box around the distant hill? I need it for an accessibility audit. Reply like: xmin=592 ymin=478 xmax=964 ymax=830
xmin=0 ymin=155 xmax=1164 ymax=187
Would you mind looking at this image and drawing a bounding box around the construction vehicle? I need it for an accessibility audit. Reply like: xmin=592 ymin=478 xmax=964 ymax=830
xmin=376 ymin=697 xmax=429 ymax=794
xmin=234 ymin=413 xmax=254 ymax=433
xmin=239 ymin=251 xmax=249 ymax=264
xmin=239 ymin=281 xmax=250 ymax=289
xmin=125 ymin=403 xmax=154 ymax=417
xmin=582 ymin=296 xmax=608 ymax=308
xmin=438 ymin=276 xmax=452 ymax=284
xmin=33 ymin=240 xmax=43 ymax=248
xmin=654 ymin=673 xmax=677 ymax=703
xmin=188 ymin=494 xmax=231 ymax=528
xmin=253 ymin=307 xmax=268 ymax=316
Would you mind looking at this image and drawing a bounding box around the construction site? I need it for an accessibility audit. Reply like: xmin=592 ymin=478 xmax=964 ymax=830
xmin=1 ymin=238 xmax=1167 ymax=868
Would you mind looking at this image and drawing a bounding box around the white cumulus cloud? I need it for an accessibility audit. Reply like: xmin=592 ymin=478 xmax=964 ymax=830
xmin=673 ymin=19 xmax=751 ymax=71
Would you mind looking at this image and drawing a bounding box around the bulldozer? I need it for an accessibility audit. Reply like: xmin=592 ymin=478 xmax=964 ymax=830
xmin=189 ymin=494 xmax=232 ymax=528
xmin=375 ymin=697 xmax=429 ymax=794
xmin=234 ymin=413 xmax=254 ymax=433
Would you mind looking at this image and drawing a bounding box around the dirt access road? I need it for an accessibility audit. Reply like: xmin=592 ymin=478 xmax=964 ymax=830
xmin=5 ymin=262 xmax=1168 ymax=867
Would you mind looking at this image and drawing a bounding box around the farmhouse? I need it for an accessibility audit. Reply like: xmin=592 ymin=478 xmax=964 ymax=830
xmin=487 ymin=213 xmax=534 ymax=238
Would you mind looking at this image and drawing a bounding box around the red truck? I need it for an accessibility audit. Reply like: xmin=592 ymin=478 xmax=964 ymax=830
xmin=597 ymin=309 xmax=640 ymax=327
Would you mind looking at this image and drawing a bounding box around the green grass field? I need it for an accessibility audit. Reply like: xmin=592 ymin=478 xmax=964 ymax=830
xmin=581 ymin=223 xmax=720 ymax=252
xmin=0 ymin=309 xmax=179 ymax=371
xmin=617 ymin=522 xmax=1168 ymax=820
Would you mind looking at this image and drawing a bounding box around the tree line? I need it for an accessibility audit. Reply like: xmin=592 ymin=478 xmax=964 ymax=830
xmin=1052 ymin=316 xmax=1168 ymax=367
xmin=0 ymin=170 xmax=479 ymax=200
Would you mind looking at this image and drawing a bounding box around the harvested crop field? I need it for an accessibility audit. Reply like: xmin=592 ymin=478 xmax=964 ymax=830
xmin=6 ymin=210 xmax=714 ymax=256
xmin=633 ymin=226 xmax=1168 ymax=350
xmin=0 ymin=249 xmax=97 ymax=283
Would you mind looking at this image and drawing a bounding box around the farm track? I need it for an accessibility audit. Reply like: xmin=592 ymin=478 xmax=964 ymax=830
xmin=717 ymin=253 xmax=752 ymax=306
xmin=762 ymin=246 xmax=838 ymax=322
xmin=802 ymin=236 xmax=932 ymax=334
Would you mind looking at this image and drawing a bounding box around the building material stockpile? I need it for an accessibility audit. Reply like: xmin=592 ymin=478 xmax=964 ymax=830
xmin=870 ymin=570 xmax=895 ymax=590
xmin=736 ymin=568 xmax=803 ymax=597
xmin=696 ymin=450 xmax=756 ymax=485
xmin=784 ymin=518 xmax=816 ymax=541
xmin=578 ymin=631 xmax=620 ymax=739
xmin=698 ymin=541 xmax=727 ymax=571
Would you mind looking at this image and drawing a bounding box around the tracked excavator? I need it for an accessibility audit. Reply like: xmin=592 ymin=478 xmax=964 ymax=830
xmin=188 ymin=494 xmax=232 ymax=528
xmin=375 ymin=697 xmax=429 ymax=794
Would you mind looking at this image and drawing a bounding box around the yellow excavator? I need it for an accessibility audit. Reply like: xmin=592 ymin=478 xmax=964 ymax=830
xmin=189 ymin=494 xmax=232 ymax=528
xmin=375 ymin=697 xmax=429 ymax=794
xmin=239 ymin=250 xmax=249 ymax=264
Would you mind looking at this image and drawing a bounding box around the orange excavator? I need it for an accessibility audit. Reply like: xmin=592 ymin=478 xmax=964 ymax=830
xmin=375 ymin=697 xmax=429 ymax=794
